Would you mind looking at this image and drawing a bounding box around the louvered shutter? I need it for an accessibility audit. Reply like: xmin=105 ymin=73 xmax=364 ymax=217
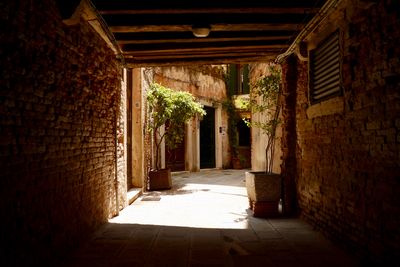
xmin=310 ymin=31 xmax=341 ymax=103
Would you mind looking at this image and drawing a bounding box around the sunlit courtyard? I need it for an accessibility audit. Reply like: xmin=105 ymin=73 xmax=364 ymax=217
xmin=111 ymin=169 xmax=250 ymax=229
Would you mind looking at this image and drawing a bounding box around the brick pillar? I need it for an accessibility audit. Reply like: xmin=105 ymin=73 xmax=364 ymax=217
xmin=280 ymin=55 xmax=298 ymax=215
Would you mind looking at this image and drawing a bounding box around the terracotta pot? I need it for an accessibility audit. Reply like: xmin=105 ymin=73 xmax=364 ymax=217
xmin=148 ymin=168 xmax=172 ymax=190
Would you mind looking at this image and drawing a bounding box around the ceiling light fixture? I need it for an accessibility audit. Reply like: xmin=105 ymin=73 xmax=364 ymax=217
xmin=192 ymin=25 xmax=211 ymax=38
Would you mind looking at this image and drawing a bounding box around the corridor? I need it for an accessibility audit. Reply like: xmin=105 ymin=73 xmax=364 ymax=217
xmin=66 ymin=170 xmax=360 ymax=267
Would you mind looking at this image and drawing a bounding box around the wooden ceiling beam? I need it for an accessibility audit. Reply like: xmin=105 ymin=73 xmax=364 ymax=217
xmin=114 ymin=30 xmax=294 ymax=39
xmin=124 ymin=45 xmax=288 ymax=58
xmin=125 ymin=51 xmax=278 ymax=60
xmin=125 ymin=57 xmax=275 ymax=68
xmin=117 ymin=36 xmax=291 ymax=45
xmin=125 ymin=56 xmax=276 ymax=67
xmin=121 ymin=40 xmax=288 ymax=52
xmin=99 ymin=7 xmax=319 ymax=15
xmin=86 ymin=0 xmax=328 ymax=65
xmin=92 ymin=0 xmax=324 ymax=10
xmin=102 ymin=13 xmax=308 ymax=27
xmin=110 ymin=23 xmax=304 ymax=33
xmin=122 ymin=45 xmax=286 ymax=55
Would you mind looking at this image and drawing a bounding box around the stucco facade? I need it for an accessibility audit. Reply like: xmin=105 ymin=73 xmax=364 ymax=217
xmin=248 ymin=63 xmax=283 ymax=174
xmin=129 ymin=65 xmax=231 ymax=190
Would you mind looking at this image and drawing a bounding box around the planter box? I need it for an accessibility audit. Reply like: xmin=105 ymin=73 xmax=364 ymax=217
xmin=245 ymin=171 xmax=281 ymax=217
xmin=148 ymin=168 xmax=172 ymax=190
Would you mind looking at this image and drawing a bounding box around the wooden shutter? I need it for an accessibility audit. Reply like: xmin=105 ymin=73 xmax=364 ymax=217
xmin=310 ymin=31 xmax=341 ymax=103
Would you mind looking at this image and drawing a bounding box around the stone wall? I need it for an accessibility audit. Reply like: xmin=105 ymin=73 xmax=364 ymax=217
xmin=141 ymin=68 xmax=155 ymax=188
xmin=152 ymin=66 xmax=231 ymax=168
xmin=153 ymin=66 xmax=227 ymax=101
xmin=281 ymin=0 xmax=400 ymax=264
xmin=0 ymin=0 xmax=122 ymax=265
xmin=117 ymin=71 xmax=128 ymax=208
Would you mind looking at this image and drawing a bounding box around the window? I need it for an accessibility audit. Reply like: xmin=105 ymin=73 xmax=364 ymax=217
xmin=228 ymin=64 xmax=249 ymax=95
xmin=309 ymin=30 xmax=342 ymax=103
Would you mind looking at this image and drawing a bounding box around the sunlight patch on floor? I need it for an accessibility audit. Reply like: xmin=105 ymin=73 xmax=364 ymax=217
xmin=110 ymin=178 xmax=250 ymax=229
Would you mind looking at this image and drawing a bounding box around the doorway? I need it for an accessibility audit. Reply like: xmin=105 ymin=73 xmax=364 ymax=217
xmin=200 ymin=106 xmax=216 ymax=169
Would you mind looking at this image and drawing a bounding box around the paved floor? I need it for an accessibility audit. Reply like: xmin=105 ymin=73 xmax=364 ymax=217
xmin=66 ymin=169 xmax=361 ymax=267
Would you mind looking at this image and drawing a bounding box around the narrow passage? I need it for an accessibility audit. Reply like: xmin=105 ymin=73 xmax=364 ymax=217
xmin=67 ymin=170 xmax=359 ymax=267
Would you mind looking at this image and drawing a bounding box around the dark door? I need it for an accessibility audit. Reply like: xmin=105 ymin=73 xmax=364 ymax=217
xmin=200 ymin=106 xmax=215 ymax=168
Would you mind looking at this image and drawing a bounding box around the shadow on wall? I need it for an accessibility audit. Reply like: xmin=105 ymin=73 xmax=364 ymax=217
xmin=0 ymin=0 xmax=122 ymax=266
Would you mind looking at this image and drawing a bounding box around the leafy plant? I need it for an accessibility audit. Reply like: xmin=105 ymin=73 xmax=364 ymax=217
xmin=243 ymin=65 xmax=282 ymax=173
xmin=147 ymin=83 xmax=206 ymax=170
xmin=238 ymin=153 xmax=247 ymax=166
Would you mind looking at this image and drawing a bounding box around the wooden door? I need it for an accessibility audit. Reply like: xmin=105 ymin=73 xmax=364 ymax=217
xmin=200 ymin=106 xmax=216 ymax=169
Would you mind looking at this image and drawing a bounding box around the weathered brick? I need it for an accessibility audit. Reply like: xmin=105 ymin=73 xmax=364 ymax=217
xmin=281 ymin=1 xmax=400 ymax=265
xmin=0 ymin=0 xmax=123 ymax=265
xmin=366 ymin=121 xmax=381 ymax=130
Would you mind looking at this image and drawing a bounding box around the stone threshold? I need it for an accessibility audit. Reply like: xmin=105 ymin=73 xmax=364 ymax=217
xmin=127 ymin=187 xmax=142 ymax=205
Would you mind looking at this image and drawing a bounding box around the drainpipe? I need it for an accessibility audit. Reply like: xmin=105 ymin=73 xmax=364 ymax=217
xmin=275 ymin=0 xmax=342 ymax=63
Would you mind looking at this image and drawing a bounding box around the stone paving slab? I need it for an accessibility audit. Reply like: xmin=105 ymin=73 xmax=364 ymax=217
xmin=65 ymin=169 xmax=361 ymax=267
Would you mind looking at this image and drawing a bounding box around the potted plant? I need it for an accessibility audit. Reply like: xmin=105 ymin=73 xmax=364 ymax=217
xmin=146 ymin=83 xmax=205 ymax=190
xmin=244 ymin=65 xmax=283 ymax=217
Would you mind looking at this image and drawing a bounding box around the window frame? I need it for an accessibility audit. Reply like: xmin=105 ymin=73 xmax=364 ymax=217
xmin=308 ymin=30 xmax=343 ymax=104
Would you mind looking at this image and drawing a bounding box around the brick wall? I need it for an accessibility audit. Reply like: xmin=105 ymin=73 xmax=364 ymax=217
xmin=281 ymin=0 xmax=400 ymax=264
xmin=0 ymin=1 xmax=122 ymax=265
xmin=280 ymin=57 xmax=299 ymax=215
xmin=117 ymin=72 xmax=128 ymax=208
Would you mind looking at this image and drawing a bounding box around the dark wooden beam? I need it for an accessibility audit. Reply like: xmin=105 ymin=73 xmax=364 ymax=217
xmin=125 ymin=51 xmax=279 ymax=60
xmin=114 ymin=30 xmax=294 ymax=40
xmin=100 ymin=7 xmax=319 ymax=15
xmin=121 ymin=39 xmax=288 ymax=52
xmin=125 ymin=56 xmax=276 ymax=67
xmin=117 ymin=36 xmax=291 ymax=45
xmin=122 ymin=45 xmax=287 ymax=55
xmin=114 ymin=30 xmax=294 ymax=44
xmin=102 ymin=13 xmax=309 ymax=27
xmin=92 ymin=0 xmax=325 ymax=11
xmin=110 ymin=23 xmax=304 ymax=33
xmin=89 ymin=0 xmax=327 ymax=65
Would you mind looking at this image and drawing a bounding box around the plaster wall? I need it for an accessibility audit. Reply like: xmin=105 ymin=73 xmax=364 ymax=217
xmin=249 ymin=63 xmax=283 ymax=173
xmin=131 ymin=69 xmax=144 ymax=188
